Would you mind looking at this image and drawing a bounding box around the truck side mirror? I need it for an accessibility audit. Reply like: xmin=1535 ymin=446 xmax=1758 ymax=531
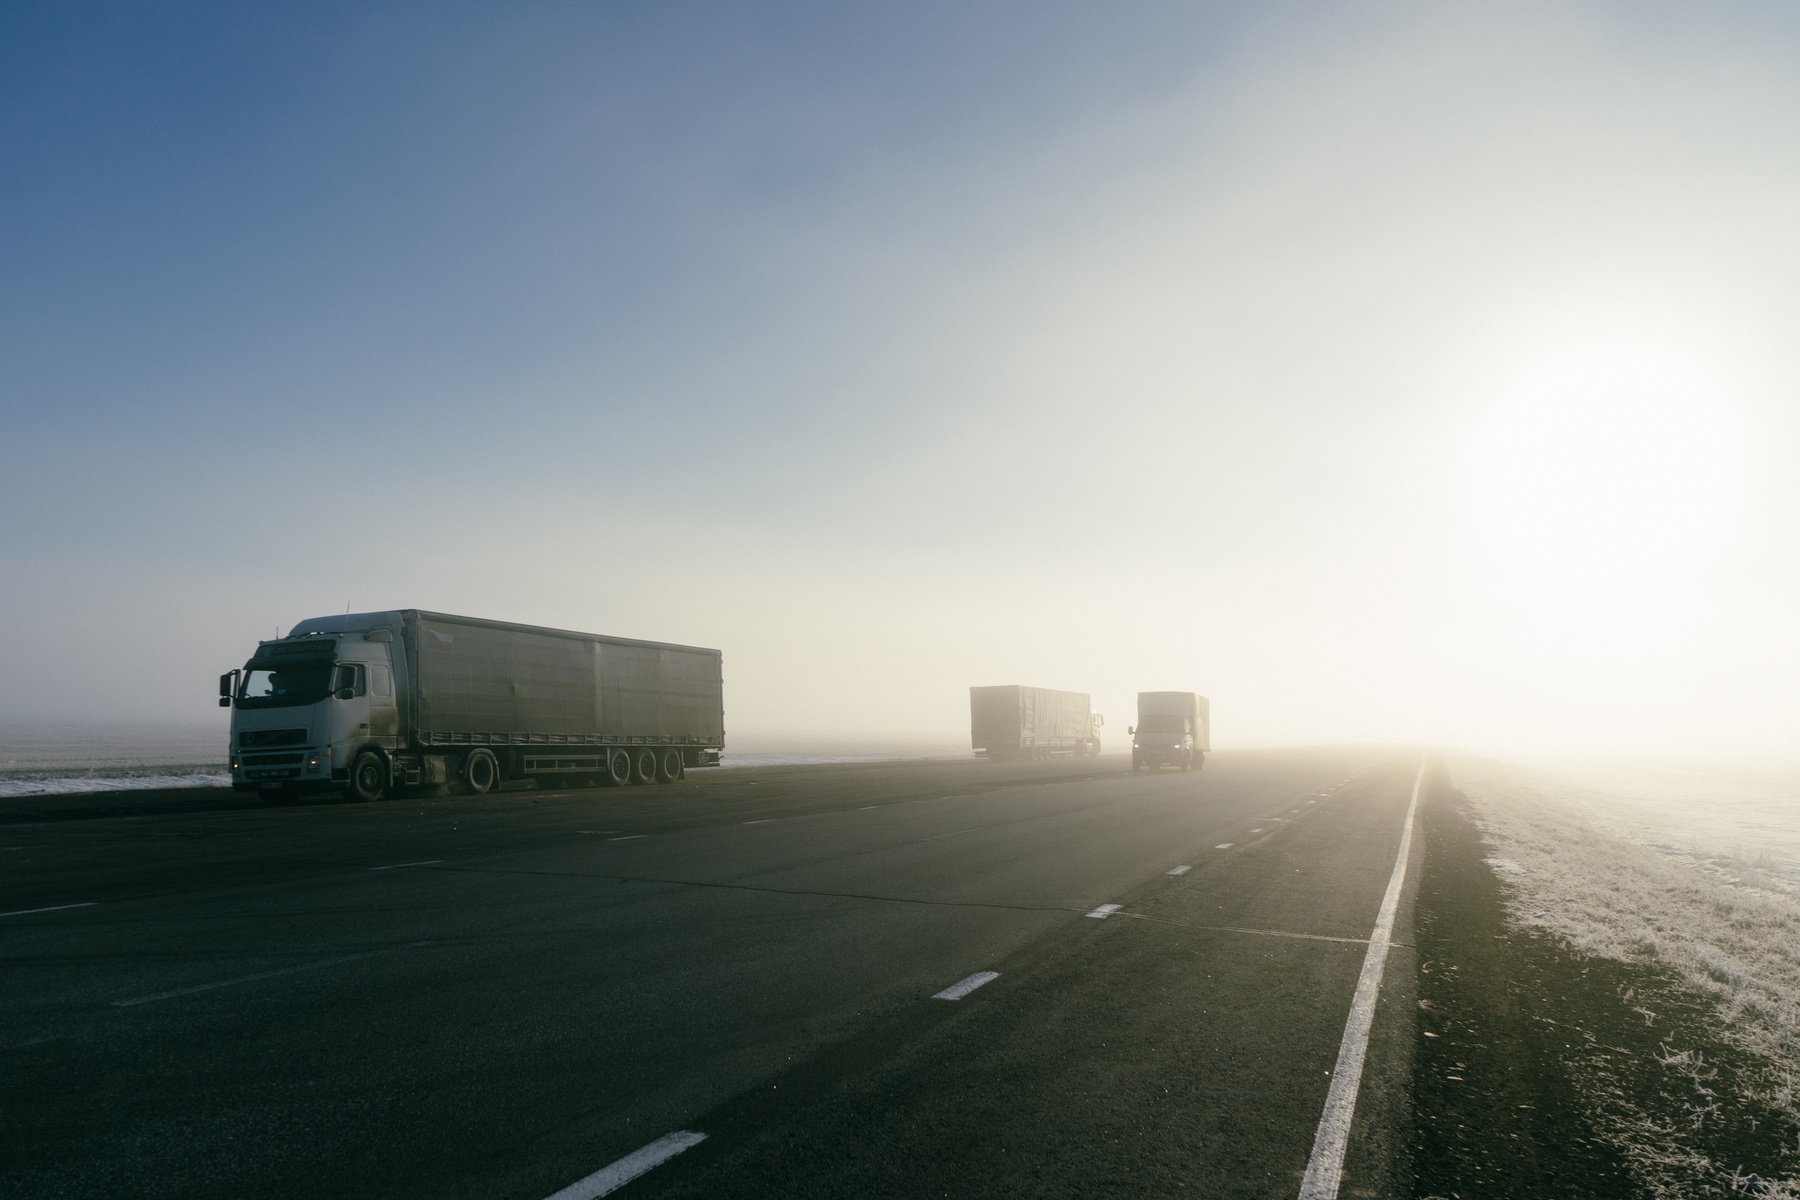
xmin=1127 ymin=726 xmax=1135 ymax=735
xmin=219 ymin=670 xmax=237 ymax=708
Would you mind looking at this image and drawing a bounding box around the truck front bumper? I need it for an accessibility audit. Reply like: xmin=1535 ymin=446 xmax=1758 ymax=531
xmin=231 ymin=746 xmax=335 ymax=791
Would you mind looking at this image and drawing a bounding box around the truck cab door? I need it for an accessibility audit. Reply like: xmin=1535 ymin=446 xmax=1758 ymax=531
xmin=366 ymin=663 xmax=399 ymax=747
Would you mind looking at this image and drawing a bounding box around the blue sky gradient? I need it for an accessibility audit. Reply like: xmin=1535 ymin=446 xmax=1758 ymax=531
xmin=6 ymin=3 xmax=1800 ymax=755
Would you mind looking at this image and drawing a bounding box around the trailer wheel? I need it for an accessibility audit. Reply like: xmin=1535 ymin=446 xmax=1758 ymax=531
xmin=656 ymin=749 xmax=684 ymax=783
xmin=602 ymin=749 xmax=632 ymax=788
xmin=463 ymin=749 xmax=499 ymax=795
xmin=349 ymin=751 xmax=388 ymax=802
xmin=631 ymin=747 xmax=658 ymax=785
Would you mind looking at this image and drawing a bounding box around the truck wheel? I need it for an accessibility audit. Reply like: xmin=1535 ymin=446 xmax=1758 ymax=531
xmin=631 ymin=747 xmax=658 ymax=785
xmin=602 ymin=749 xmax=632 ymax=787
xmin=463 ymin=749 xmax=499 ymax=795
xmin=656 ymin=749 xmax=684 ymax=783
xmin=349 ymin=751 xmax=388 ymax=802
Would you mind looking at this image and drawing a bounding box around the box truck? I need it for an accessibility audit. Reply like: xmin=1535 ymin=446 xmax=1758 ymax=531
xmin=970 ymin=685 xmax=1103 ymax=760
xmin=1130 ymin=692 xmax=1209 ymax=772
xmin=220 ymin=610 xmax=723 ymax=800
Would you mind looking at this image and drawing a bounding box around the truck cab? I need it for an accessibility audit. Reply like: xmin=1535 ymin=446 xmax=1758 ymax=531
xmin=221 ymin=627 xmax=400 ymax=796
xmin=1130 ymin=691 xmax=1210 ymax=773
xmin=1130 ymin=713 xmax=1197 ymax=772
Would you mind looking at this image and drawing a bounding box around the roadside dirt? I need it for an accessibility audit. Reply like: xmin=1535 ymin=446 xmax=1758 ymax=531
xmin=1409 ymin=777 xmax=1798 ymax=1198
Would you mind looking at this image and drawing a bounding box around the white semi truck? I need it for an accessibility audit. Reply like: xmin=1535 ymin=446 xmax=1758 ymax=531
xmin=969 ymin=685 xmax=1103 ymax=759
xmin=1130 ymin=691 xmax=1209 ymax=772
xmin=220 ymin=610 xmax=723 ymax=800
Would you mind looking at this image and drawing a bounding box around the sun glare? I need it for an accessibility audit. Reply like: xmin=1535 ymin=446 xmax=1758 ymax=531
xmin=1472 ymin=344 xmax=1736 ymax=594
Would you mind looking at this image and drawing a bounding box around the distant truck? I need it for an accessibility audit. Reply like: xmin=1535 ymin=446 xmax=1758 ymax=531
xmin=970 ymin=685 xmax=1103 ymax=760
xmin=1130 ymin=692 xmax=1209 ymax=772
xmin=220 ymin=610 xmax=724 ymax=800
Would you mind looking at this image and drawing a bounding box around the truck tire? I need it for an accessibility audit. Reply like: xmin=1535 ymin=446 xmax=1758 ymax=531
xmin=602 ymin=749 xmax=632 ymax=788
xmin=656 ymin=749 xmax=684 ymax=784
xmin=349 ymin=751 xmax=388 ymax=802
xmin=631 ymin=747 xmax=658 ymax=785
xmin=463 ymin=749 xmax=499 ymax=795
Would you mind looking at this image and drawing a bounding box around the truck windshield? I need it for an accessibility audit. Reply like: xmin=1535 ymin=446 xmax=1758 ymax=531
xmin=1137 ymin=715 xmax=1188 ymax=735
xmin=238 ymin=660 xmax=334 ymax=709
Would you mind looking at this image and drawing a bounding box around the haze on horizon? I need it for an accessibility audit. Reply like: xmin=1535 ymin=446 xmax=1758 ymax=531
xmin=4 ymin=3 xmax=1798 ymax=764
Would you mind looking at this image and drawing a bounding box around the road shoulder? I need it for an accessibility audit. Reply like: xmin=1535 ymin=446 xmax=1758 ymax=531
xmin=1410 ymin=777 xmax=1798 ymax=1198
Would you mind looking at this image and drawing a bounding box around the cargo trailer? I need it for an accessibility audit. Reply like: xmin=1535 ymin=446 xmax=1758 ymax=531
xmin=970 ymin=685 xmax=1103 ymax=759
xmin=221 ymin=610 xmax=723 ymax=800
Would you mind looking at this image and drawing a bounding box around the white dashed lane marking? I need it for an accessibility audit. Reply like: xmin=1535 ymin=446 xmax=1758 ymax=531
xmin=1215 ymin=843 xmax=1234 ymax=850
xmin=544 ymin=1130 xmax=708 ymax=1200
xmin=1167 ymin=865 xmax=1192 ymax=876
xmin=1085 ymin=903 xmax=1123 ymax=919
xmin=368 ymin=860 xmax=444 ymax=872
xmin=606 ymin=835 xmax=646 ymax=842
xmin=932 ymin=971 xmax=1001 ymax=1000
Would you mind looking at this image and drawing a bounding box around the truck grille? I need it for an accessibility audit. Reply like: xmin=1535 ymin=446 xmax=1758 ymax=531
xmin=240 ymin=728 xmax=307 ymax=748
xmin=241 ymin=752 xmax=305 ymax=766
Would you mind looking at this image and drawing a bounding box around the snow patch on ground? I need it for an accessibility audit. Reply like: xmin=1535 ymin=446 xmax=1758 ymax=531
xmin=1447 ymin=753 xmax=1800 ymax=1193
xmin=0 ymin=772 xmax=232 ymax=798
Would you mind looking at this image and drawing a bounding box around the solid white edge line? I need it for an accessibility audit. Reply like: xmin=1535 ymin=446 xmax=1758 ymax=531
xmin=1 ymin=901 xmax=97 ymax=917
xmin=932 ymin=970 xmax=1001 ymax=1000
xmin=1167 ymin=865 xmax=1192 ymax=876
xmin=545 ymin=1130 xmax=708 ymax=1200
xmin=1296 ymin=755 xmax=1426 ymax=1200
xmin=1085 ymin=903 xmax=1123 ymax=919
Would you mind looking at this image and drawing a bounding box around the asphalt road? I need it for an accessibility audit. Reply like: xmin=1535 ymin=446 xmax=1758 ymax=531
xmin=1 ymin=749 xmax=1425 ymax=1199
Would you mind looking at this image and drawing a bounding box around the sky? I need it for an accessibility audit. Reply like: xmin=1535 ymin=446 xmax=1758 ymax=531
xmin=4 ymin=1 xmax=1799 ymax=760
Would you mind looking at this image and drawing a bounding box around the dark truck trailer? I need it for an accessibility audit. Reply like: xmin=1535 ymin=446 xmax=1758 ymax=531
xmin=221 ymin=609 xmax=723 ymax=801
xmin=969 ymin=685 xmax=1102 ymax=760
